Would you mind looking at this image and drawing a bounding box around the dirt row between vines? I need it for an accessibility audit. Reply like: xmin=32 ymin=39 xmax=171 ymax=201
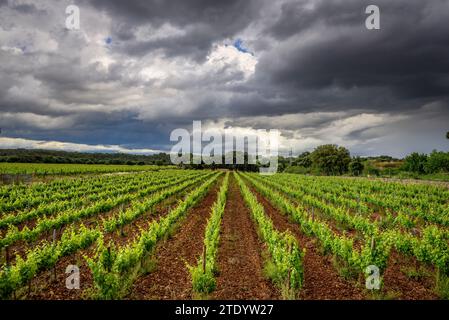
xmin=129 ymin=175 xmax=278 ymax=300
xmin=243 ymin=178 xmax=366 ymax=300
xmin=25 ymin=181 xmax=203 ymax=299
xmin=210 ymin=177 xmax=279 ymax=300
xmin=16 ymin=174 xmax=279 ymax=300
xmin=15 ymin=172 xmax=438 ymax=300
xmin=1 ymin=175 xmax=199 ymax=263
xmin=245 ymin=177 xmax=438 ymax=300
xmin=128 ymin=179 xmax=222 ymax=299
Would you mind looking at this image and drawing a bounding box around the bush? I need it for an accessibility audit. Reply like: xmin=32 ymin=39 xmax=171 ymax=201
xmin=364 ymin=162 xmax=380 ymax=176
xmin=402 ymin=152 xmax=428 ymax=174
xmin=284 ymin=166 xmax=310 ymax=174
xmin=426 ymin=151 xmax=449 ymax=173
xmin=349 ymin=157 xmax=364 ymax=176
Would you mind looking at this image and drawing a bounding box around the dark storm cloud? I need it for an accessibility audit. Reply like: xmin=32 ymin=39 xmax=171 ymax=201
xmin=1 ymin=0 xmax=448 ymax=156
xmin=83 ymin=0 xmax=262 ymax=60
xmin=258 ymin=0 xmax=449 ymax=103
xmin=9 ymin=3 xmax=45 ymax=14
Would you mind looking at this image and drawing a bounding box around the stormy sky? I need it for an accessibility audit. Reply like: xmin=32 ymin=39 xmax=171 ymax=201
xmin=0 ymin=0 xmax=448 ymax=157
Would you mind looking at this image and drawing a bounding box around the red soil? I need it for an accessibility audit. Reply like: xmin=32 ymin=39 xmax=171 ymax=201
xmin=210 ymin=177 xmax=279 ymax=300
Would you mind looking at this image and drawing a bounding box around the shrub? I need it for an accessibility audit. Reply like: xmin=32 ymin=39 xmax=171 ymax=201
xmin=426 ymin=151 xmax=449 ymax=173
xmin=402 ymin=153 xmax=428 ymax=174
xmin=349 ymin=157 xmax=364 ymax=176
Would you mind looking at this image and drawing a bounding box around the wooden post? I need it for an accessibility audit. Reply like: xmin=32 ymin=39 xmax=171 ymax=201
xmin=357 ymin=195 xmax=360 ymax=215
xmin=202 ymin=244 xmax=207 ymax=274
xmin=370 ymin=235 xmax=375 ymax=251
xmin=311 ymin=207 xmax=315 ymax=222
xmin=5 ymin=246 xmax=10 ymax=267
xmin=287 ymin=268 xmax=291 ymax=293
xmin=119 ymin=205 xmax=125 ymax=235
xmin=287 ymin=243 xmax=292 ymax=294
xmin=107 ymin=246 xmax=111 ymax=272
xmin=52 ymin=229 xmax=57 ymax=281
xmin=28 ymin=278 xmax=32 ymax=296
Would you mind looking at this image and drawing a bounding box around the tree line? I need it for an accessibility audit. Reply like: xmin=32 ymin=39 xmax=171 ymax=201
xmin=1 ymin=140 xmax=448 ymax=177
xmin=0 ymin=149 xmax=171 ymax=166
xmin=283 ymin=144 xmax=449 ymax=177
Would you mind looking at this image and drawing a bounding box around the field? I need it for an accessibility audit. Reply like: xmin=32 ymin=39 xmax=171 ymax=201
xmin=0 ymin=164 xmax=448 ymax=300
xmin=0 ymin=163 xmax=174 ymax=175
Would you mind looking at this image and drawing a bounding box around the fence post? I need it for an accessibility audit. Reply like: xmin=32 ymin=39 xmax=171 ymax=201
xmin=28 ymin=278 xmax=32 ymax=296
xmin=370 ymin=235 xmax=375 ymax=251
xmin=5 ymin=246 xmax=10 ymax=267
xmin=52 ymin=229 xmax=57 ymax=281
xmin=288 ymin=242 xmax=293 ymax=295
xmin=107 ymin=246 xmax=111 ymax=272
xmin=202 ymin=244 xmax=207 ymax=274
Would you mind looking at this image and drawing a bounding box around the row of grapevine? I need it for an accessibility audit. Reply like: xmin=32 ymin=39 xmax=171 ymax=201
xmin=271 ymin=174 xmax=449 ymax=226
xmin=0 ymin=171 xmax=210 ymax=249
xmin=86 ymin=172 xmax=222 ymax=299
xmin=0 ymin=171 xmax=200 ymax=229
xmin=189 ymin=172 xmax=229 ymax=294
xmin=272 ymin=174 xmax=449 ymax=231
xmin=0 ymin=224 xmax=100 ymax=299
xmin=245 ymin=173 xmax=449 ymax=282
xmin=279 ymin=173 xmax=449 ymax=201
xmin=0 ymin=170 xmax=174 ymax=214
xmin=258 ymin=174 xmax=377 ymax=234
xmin=102 ymin=172 xmax=215 ymax=231
xmin=0 ymin=171 xmax=213 ymax=299
xmin=242 ymin=173 xmax=391 ymax=274
xmin=235 ymin=173 xmax=304 ymax=299
xmin=257 ymin=174 xmax=449 ymax=274
xmin=0 ymin=171 xmax=113 ymax=198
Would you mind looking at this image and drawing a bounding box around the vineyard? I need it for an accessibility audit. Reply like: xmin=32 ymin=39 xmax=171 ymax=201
xmin=0 ymin=164 xmax=448 ymax=300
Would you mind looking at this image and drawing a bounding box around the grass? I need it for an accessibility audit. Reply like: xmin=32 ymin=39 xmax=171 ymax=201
xmin=401 ymin=265 xmax=432 ymax=281
xmin=140 ymin=254 xmax=158 ymax=275
xmin=331 ymin=255 xmax=359 ymax=281
xmin=388 ymin=172 xmax=449 ymax=182
xmin=262 ymin=251 xmax=297 ymax=300
xmin=435 ymin=270 xmax=449 ymax=299
xmin=370 ymin=289 xmax=400 ymax=300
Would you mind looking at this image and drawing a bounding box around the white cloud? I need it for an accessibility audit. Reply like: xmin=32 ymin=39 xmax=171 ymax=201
xmin=0 ymin=137 xmax=163 ymax=154
xmin=1 ymin=45 xmax=23 ymax=55
xmin=0 ymin=112 xmax=75 ymax=129
xmin=206 ymin=44 xmax=257 ymax=81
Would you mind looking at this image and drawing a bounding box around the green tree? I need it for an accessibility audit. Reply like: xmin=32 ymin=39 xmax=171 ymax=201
xmin=349 ymin=157 xmax=364 ymax=176
xmin=295 ymin=151 xmax=312 ymax=167
xmin=446 ymin=131 xmax=449 ymax=139
xmin=425 ymin=150 xmax=449 ymax=173
xmin=402 ymin=152 xmax=428 ymax=173
xmin=310 ymin=144 xmax=351 ymax=175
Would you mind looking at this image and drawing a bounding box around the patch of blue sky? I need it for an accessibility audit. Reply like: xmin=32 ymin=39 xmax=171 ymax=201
xmin=233 ymin=38 xmax=254 ymax=55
